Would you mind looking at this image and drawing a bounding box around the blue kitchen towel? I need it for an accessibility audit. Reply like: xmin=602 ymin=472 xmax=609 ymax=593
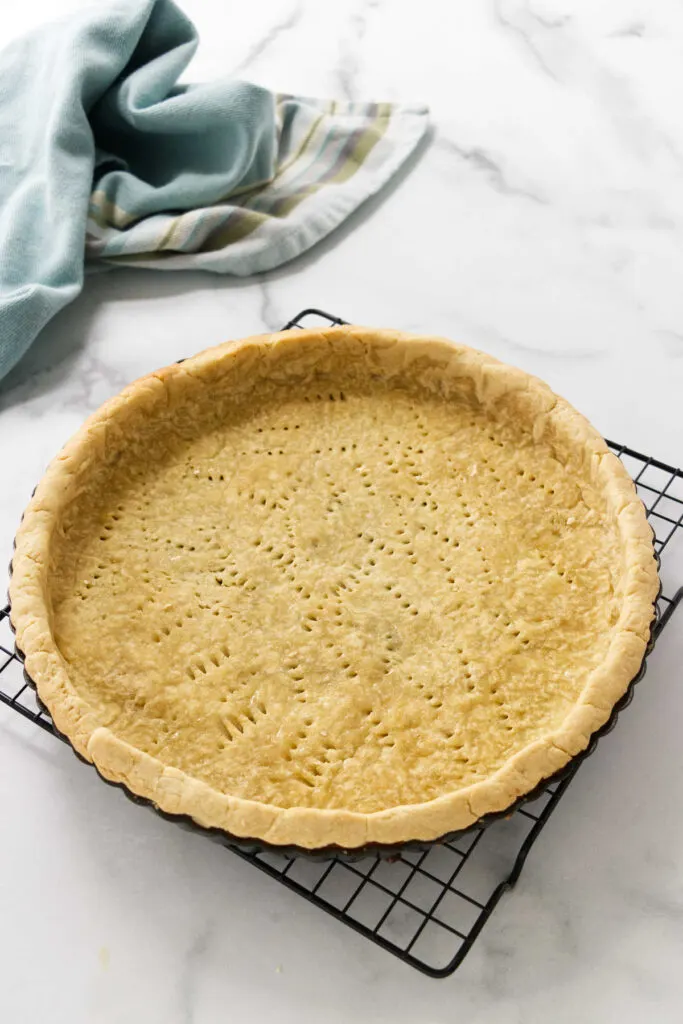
xmin=0 ymin=0 xmax=428 ymax=382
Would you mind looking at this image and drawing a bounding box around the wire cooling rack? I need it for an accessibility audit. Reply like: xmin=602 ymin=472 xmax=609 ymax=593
xmin=1 ymin=308 xmax=682 ymax=978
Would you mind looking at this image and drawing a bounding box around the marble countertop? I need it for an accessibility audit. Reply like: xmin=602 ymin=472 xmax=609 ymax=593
xmin=2 ymin=0 xmax=683 ymax=1020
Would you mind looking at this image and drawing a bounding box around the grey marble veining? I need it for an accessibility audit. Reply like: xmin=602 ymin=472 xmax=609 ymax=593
xmin=1 ymin=1 xmax=683 ymax=1021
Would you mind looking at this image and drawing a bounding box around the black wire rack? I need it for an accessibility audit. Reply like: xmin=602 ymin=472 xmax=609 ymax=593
xmin=1 ymin=307 xmax=682 ymax=978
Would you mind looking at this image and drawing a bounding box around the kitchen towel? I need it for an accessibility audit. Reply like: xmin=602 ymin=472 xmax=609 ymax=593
xmin=0 ymin=0 xmax=428 ymax=382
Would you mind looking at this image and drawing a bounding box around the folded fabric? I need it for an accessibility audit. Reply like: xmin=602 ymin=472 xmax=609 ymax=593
xmin=0 ymin=0 xmax=428 ymax=382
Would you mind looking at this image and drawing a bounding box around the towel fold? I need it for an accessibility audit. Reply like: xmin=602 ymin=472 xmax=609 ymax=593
xmin=0 ymin=0 xmax=428 ymax=381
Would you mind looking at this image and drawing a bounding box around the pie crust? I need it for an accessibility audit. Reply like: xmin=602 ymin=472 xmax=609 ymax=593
xmin=9 ymin=327 xmax=658 ymax=849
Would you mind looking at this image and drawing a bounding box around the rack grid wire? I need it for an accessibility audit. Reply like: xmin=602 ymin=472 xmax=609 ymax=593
xmin=1 ymin=307 xmax=682 ymax=978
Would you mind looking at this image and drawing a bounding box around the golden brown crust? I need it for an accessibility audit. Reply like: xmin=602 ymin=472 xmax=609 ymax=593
xmin=9 ymin=327 xmax=658 ymax=848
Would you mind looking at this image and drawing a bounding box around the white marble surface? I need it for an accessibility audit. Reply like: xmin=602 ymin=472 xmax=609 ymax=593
xmin=2 ymin=0 xmax=683 ymax=1020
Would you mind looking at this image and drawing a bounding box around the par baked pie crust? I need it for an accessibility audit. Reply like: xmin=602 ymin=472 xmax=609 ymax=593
xmin=10 ymin=327 xmax=658 ymax=849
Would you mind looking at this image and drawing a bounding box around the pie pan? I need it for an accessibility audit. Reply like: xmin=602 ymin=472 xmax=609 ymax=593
xmin=9 ymin=327 xmax=659 ymax=854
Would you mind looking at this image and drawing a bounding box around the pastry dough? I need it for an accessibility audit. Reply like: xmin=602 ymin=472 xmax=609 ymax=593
xmin=9 ymin=327 xmax=658 ymax=848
